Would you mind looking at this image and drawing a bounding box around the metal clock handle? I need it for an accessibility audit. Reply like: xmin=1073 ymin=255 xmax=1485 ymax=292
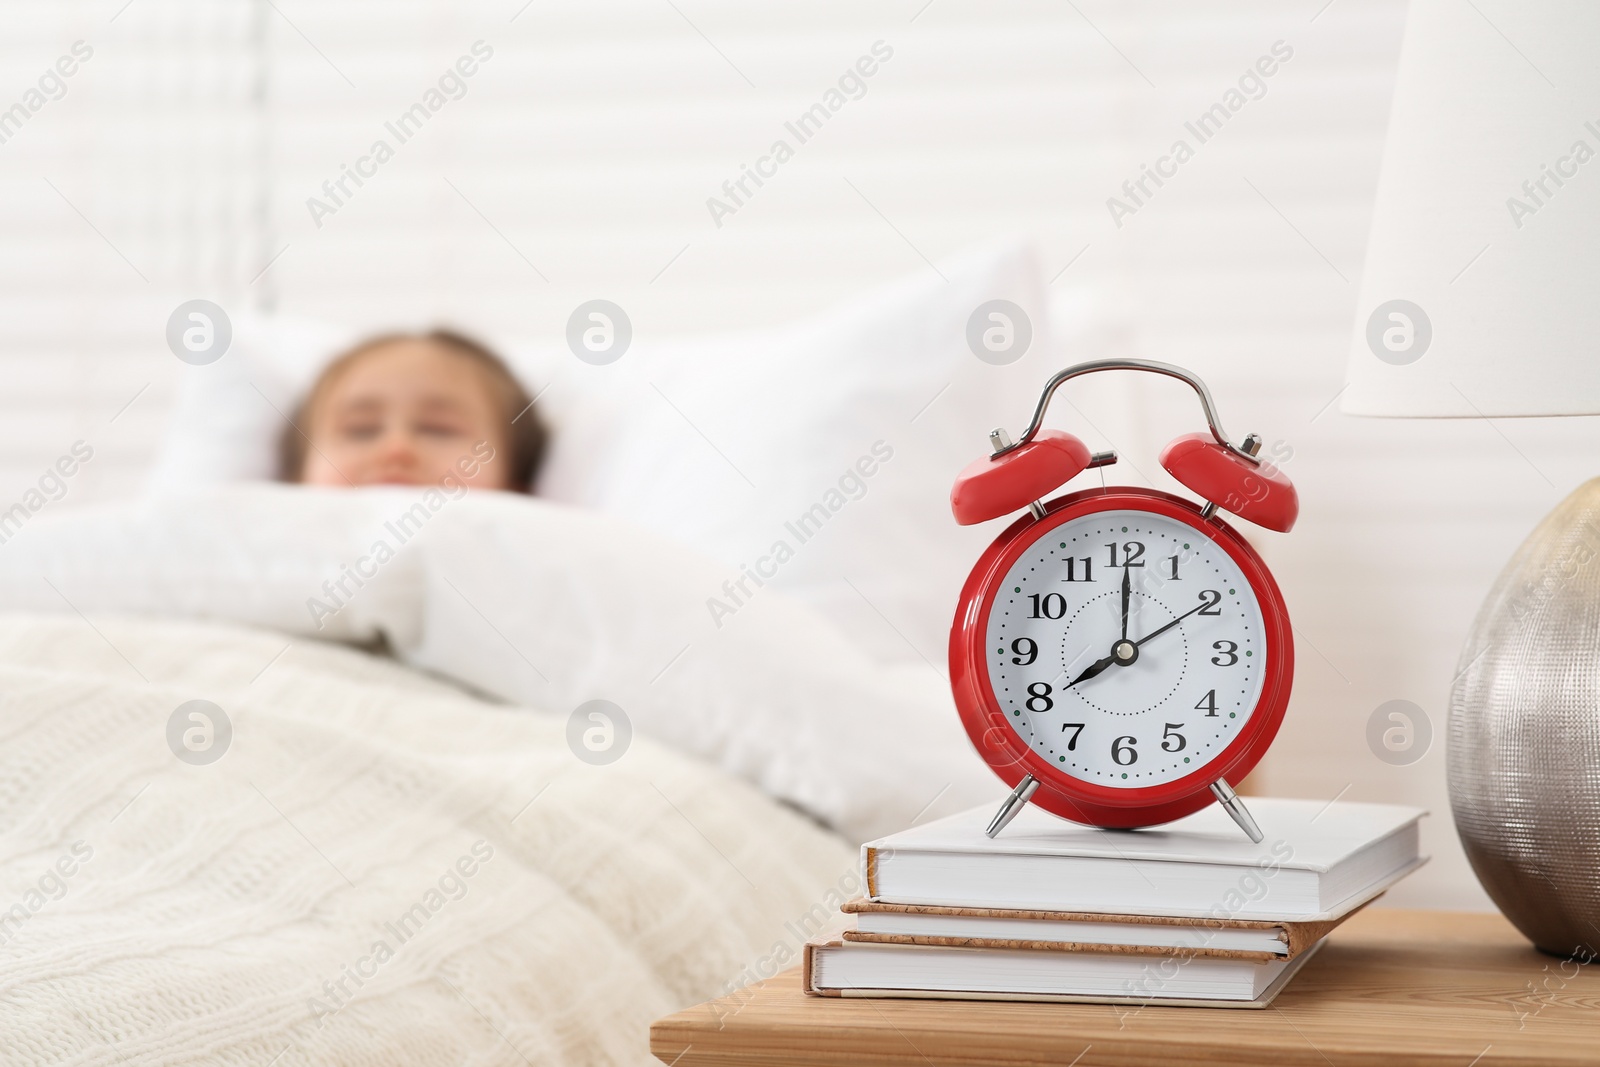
xmin=993 ymin=358 xmax=1264 ymax=468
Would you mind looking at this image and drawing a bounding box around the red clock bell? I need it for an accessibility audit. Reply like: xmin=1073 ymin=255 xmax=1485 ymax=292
xmin=948 ymin=359 xmax=1297 ymax=841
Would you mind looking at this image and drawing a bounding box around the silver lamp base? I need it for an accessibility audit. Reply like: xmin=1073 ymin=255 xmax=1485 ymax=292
xmin=1451 ymin=477 xmax=1600 ymax=957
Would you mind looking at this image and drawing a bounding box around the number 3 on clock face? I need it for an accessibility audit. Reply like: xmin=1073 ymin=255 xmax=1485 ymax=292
xmin=950 ymin=488 xmax=1293 ymax=829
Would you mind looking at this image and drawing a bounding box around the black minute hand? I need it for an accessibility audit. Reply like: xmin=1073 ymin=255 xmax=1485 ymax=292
xmin=1119 ymin=565 xmax=1131 ymax=643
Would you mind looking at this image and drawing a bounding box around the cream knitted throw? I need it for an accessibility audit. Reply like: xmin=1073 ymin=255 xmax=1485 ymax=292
xmin=0 ymin=614 xmax=855 ymax=1066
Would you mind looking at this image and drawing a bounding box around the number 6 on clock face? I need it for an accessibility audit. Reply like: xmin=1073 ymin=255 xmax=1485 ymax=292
xmin=949 ymin=488 xmax=1293 ymax=829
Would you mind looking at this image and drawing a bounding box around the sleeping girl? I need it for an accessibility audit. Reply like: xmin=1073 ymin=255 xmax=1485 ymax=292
xmin=279 ymin=329 xmax=545 ymax=492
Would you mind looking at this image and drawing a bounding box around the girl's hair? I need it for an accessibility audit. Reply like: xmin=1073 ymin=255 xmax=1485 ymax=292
xmin=278 ymin=328 xmax=547 ymax=490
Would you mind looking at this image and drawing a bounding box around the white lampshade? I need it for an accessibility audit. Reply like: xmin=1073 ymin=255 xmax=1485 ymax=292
xmin=1343 ymin=0 xmax=1600 ymax=417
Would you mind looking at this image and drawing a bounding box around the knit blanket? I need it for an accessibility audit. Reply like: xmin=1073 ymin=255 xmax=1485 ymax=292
xmin=0 ymin=614 xmax=856 ymax=1066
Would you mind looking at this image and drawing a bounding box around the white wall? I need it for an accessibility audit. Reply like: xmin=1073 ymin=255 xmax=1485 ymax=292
xmin=3 ymin=0 xmax=1593 ymax=910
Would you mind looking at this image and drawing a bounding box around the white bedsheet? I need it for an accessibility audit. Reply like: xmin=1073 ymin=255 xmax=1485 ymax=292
xmin=0 ymin=486 xmax=997 ymax=843
xmin=0 ymin=614 xmax=856 ymax=1066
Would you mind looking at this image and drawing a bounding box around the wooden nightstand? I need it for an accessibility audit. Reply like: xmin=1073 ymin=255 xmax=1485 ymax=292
xmin=651 ymin=909 xmax=1596 ymax=1066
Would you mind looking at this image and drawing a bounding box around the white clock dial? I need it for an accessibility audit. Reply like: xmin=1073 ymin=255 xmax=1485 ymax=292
xmin=985 ymin=508 xmax=1268 ymax=787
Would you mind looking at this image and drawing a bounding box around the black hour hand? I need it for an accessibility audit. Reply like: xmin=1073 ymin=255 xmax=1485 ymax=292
xmin=1065 ymin=652 xmax=1117 ymax=689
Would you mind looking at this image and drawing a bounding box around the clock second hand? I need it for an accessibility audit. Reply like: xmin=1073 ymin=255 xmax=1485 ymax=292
xmin=1130 ymin=597 xmax=1211 ymax=649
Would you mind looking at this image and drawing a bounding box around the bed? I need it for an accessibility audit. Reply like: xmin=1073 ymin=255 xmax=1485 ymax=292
xmin=0 ymin=243 xmax=1085 ymax=1063
xmin=0 ymin=612 xmax=858 ymax=1065
xmin=0 ymin=483 xmax=1013 ymax=1064
xmin=0 ymin=484 xmax=1009 ymax=1063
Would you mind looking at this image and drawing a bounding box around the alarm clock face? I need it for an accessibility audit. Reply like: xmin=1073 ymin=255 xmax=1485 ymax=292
xmin=985 ymin=508 xmax=1268 ymax=788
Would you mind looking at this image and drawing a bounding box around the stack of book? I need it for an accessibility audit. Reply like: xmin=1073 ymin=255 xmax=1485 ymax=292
xmin=804 ymin=797 xmax=1426 ymax=1008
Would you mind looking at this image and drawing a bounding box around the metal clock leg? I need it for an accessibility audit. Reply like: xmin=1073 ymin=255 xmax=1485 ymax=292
xmin=1210 ymin=778 xmax=1264 ymax=843
xmin=984 ymin=774 xmax=1039 ymax=838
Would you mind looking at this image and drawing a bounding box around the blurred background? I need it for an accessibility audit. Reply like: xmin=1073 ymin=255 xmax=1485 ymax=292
xmin=4 ymin=0 xmax=1594 ymax=910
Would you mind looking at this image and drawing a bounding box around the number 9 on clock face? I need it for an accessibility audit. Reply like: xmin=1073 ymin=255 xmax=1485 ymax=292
xmin=950 ymin=489 xmax=1293 ymax=828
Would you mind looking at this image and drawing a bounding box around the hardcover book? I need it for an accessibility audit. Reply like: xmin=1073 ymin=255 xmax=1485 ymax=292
xmin=839 ymin=897 xmax=1374 ymax=961
xmin=861 ymin=797 xmax=1426 ymax=920
xmin=802 ymin=928 xmax=1324 ymax=1007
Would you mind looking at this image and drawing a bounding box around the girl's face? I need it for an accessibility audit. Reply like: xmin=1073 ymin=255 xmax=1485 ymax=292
xmin=299 ymin=340 xmax=512 ymax=490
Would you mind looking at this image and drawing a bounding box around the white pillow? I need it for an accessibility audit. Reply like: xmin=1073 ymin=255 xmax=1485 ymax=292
xmin=0 ymin=486 xmax=997 ymax=842
xmin=147 ymin=314 xmax=366 ymax=490
xmin=533 ymin=242 xmax=1068 ymax=664
xmin=147 ymin=242 xmax=1106 ymax=663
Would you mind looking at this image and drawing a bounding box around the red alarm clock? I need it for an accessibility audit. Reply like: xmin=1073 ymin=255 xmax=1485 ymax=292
xmin=948 ymin=359 xmax=1297 ymax=842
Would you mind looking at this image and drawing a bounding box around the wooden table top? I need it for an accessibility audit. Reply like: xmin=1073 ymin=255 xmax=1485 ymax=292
xmin=650 ymin=908 xmax=1600 ymax=1066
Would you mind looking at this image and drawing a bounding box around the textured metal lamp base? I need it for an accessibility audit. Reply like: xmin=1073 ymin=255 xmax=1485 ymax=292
xmin=1451 ymin=478 xmax=1600 ymax=958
